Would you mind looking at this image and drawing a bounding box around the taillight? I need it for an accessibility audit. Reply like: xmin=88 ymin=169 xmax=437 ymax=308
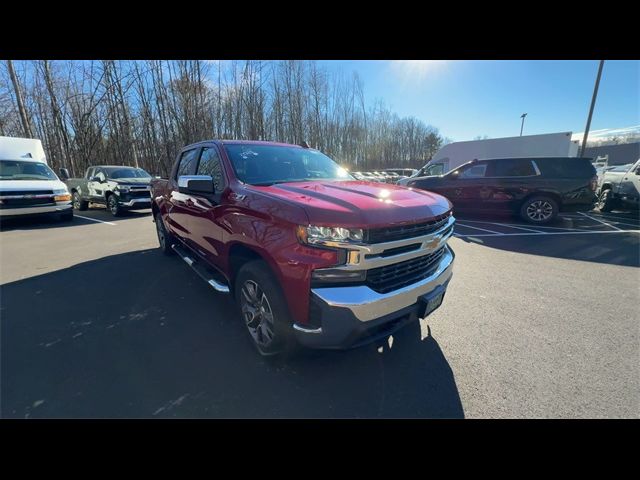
xmin=590 ymin=175 xmax=598 ymax=192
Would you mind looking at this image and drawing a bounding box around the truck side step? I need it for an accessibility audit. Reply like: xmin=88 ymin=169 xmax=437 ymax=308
xmin=171 ymin=243 xmax=230 ymax=294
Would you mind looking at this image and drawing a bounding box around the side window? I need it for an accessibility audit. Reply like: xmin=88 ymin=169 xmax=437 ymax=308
xmin=494 ymin=159 xmax=536 ymax=177
xmin=176 ymin=149 xmax=199 ymax=179
xmin=197 ymin=147 xmax=225 ymax=192
xmin=94 ymin=168 xmax=105 ymax=181
xmin=86 ymin=167 xmax=94 ymax=179
xmin=459 ymin=163 xmax=488 ymax=179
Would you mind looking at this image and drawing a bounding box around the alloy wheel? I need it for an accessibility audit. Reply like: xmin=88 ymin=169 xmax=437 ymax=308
xmin=240 ymin=280 xmax=275 ymax=348
xmin=526 ymin=200 xmax=553 ymax=222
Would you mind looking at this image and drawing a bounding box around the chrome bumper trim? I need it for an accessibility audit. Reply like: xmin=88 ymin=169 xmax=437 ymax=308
xmin=311 ymin=245 xmax=454 ymax=322
xmin=122 ymin=198 xmax=151 ymax=207
xmin=0 ymin=203 xmax=72 ymax=216
xmin=293 ymin=324 xmax=323 ymax=334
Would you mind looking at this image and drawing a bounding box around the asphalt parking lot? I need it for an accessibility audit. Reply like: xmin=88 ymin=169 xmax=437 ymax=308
xmin=1 ymin=207 xmax=639 ymax=418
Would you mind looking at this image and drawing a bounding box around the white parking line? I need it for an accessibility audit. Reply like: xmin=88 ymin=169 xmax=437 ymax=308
xmin=578 ymin=212 xmax=622 ymax=231
xmin=455 ymin=223 xmax=504 ymax=235
xmin=456 ymin=219 xmax=544 ymax=233
xmin=455 ymin=229 xmax=640 ymax=237
xmin=74 ymin=215 xmax=116 ymax=226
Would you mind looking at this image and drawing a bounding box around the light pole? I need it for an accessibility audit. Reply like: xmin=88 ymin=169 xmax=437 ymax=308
xmin=580 ymin=60 xmax=605 ymax=158
xmin=520 ymin=113 xmax=527 ymax=136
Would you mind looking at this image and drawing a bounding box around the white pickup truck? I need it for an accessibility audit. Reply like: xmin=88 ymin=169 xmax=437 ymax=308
xmin=0 ymin=136 xmax=73 ymax=222
xmin=597 ymin=159 xmax=640 ymax=212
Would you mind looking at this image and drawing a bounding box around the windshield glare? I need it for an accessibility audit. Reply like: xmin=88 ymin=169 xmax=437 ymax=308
xmin=0 ymin=160 xmax=58 ymax=181
xmin=224 ymin=145 xmax=353 ymax=186
xmin=106 ymin=168 xmax=151 ymax=179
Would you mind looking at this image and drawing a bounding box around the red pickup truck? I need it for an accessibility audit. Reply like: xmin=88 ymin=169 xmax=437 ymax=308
xmin=151 ymin=140 xmax=455 ymax=356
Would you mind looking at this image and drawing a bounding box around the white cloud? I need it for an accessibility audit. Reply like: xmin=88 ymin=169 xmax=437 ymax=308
xmin=572 ymin=125 xmax=640 ymax=143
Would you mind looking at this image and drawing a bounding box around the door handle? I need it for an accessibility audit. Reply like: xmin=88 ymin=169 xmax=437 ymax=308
xmin=229 ymin=192 xmax=246 ymax=201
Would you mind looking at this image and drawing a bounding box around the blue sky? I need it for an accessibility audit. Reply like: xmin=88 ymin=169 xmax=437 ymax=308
xmin=317 ymin=60 xmax=639 ymax=142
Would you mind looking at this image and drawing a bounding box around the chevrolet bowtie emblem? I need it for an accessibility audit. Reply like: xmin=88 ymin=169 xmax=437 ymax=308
xmin=423 ymin=236 xmax=441 ymax=250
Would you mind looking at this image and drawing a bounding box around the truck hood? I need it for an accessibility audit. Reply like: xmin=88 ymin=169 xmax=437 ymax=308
xmin=0 ymin=179 xmax=68 ymax=192
xmin=108 ymin=178 xmax=151 ymax=186
xmin=248 ymin=180 xmax=451 ymax=227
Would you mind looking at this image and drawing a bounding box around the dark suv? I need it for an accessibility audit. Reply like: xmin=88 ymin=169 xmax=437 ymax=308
xmin=406 ymin=157 xmax=598 ymax=224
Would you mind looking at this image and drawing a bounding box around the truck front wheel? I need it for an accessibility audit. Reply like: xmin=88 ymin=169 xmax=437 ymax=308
xmin=235 ymin=260 xmax=297 ymax=357
xmin=154 ymin=212 xmax=175 ymax=255
xmin=72 ymin=192 xmax=88 ymax=211
xmin=107 ymin=194 xmax=122 ymax=217
xmin=597 ymin=189 xmax=616 ymax=212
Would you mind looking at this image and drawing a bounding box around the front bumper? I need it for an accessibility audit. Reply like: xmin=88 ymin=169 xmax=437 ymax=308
xmin=294 ymin=245 xmax=455 ymax=349
xmin=0 ymin=203 xmax=72 ymax=218
xmin=119 ymin=197 xmax=152 ymax=208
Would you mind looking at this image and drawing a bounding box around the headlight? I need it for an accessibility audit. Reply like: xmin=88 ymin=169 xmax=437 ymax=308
xmin=115 ymin=185 xmax=130 ymax=193
xmin=53 ymin=188 xmax=71 ymax=202
xmin=296 ymin=225 xmax=363 ymax=245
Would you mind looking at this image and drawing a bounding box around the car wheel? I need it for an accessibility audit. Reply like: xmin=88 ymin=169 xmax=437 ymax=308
xmin=597 ymin=189 xmax=615 ymax=212
xmin=72 ymin=192 xmax=88 ymax=211
xmin=235 ymin=260 xmax=297 ymax=357
xmin=107 ymin=194 xmax=122 ymax=217
xmin=154 ymin=212 xmax=174 ymax=255
xmin=520 ymin=195 xmax=558 ymax=224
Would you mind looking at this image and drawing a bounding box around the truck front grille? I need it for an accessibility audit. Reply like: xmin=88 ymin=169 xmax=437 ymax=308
xmin=0 ymin=190 xmax=55 ymax=208
xmin=366 ymin=247 xmax=446 ymax=294
xmin=365 ymin=213 xmax=451 ymax=243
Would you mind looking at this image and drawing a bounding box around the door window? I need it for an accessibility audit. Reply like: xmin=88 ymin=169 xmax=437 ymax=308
xmin=197 ymin=147 xmax=225 ymax=192
xmin=176 ymin=149 xmax=199 ymax=179
xmin=493 ymin=159 xmax=536 ymax=177
xmin=459 ymin=163 xmax=488 ymax=179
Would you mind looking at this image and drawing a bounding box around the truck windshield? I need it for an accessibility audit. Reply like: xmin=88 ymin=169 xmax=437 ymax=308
xmin=0 ymin=160 xmax=58 ymax=181
xmin=105 ymin=168 xmax=151 ymax=179
xmin=224 ymin=144 xmax=353 ymax=186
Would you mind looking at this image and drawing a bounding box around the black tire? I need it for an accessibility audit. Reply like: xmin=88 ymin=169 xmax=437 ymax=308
xmin=59 ymin=209 xmax=74 ymax=222
xmin=72 ymin=192 xmax=88 ymax=211
xmin=597 ymin=188 xmax=616 ymax=213
xmin=107 ymin=194 xmax=122 ymax=217
xmin=235 ymin=260 xmax=298 ymax=357
xmin=520 ymin=195 xmax=559 ymax=224
xmin=154 ymin=211 xmax=175 ymax=255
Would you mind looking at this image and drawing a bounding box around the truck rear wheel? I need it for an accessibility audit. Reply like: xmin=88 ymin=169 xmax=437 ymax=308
xmin=597 ymin=189 xmax=616 ymax=212
xmin=72 ymin=192 xmax=88 ymax=211
xmin=235 ymin=260 xmax=297 ymax=357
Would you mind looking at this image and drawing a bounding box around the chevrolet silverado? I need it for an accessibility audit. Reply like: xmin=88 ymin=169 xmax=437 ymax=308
xmin=150 ymin=140 xmax=455 ymax=356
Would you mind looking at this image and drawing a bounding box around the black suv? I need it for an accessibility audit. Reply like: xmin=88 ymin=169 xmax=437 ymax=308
xmin=406 ymin=157 xmax=598 ymax=224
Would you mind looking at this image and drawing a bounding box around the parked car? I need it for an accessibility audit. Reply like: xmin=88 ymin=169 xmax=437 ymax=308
xmin=61 ymin=165 xmax=153 ymax=216
xmin=351 ymin=171 xmax=367 ymax=181
xmin=151 ymin=140 xmax=456 ymax=356
xmin=597 ymin=159 xmax=640 ymax=212
xmin=384 ymin=168 xmax=418 ymax=179
xmin=405 ymin=157 xmax=598 ymax=224
xmin=0 ymin=136 xmax=73 ymax=222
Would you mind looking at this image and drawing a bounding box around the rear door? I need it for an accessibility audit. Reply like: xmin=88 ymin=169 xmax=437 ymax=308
xmin=487 ymin=158 xmax=540 ymax=212
xmin=167 ymin=148 xmax=200 ymax=241
xmin=441 ymin=160 xmax=494 ymax=211
xmin=187 ymin=145 xmax=228 ymax=269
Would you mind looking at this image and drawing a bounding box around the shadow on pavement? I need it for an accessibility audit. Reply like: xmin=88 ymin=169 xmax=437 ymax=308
xmin=0 ymin=208 xmax=151 ymax=231
xmin=454 ymin=211 xmax=640 ymax=268
xmin=1 ymin=248 xmax=463 ymax=419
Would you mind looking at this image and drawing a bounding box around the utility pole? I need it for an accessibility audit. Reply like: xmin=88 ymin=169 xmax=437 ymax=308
xmin=520 ymin=113 xmax=527 ymax=136
xmin=580 ymin=60 xmax=605 ymax=157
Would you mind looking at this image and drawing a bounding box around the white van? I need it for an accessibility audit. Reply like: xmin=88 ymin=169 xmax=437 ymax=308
xmin=399 ymin=132 xmax=580 ymax=185
xmin=0 ymin=136 xmax=73 ymax=221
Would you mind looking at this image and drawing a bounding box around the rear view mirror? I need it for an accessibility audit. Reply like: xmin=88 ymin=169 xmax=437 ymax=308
xmin=59 ymin=167 xmax=70 ymax=180
xmin=90 ymin=176 xmax=103 ymax=183
xmin=178 ymin=175 xmax=214 ymax=195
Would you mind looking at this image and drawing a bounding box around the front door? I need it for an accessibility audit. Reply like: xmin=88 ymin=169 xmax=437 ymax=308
xmin=187 ymin=145 xmax=228 ymax=271
xmin=442 ymin=160 xmax=493 ymax=211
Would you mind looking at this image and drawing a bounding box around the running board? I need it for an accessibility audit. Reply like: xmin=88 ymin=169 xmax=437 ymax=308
xmin=171 ymin=243 xmax=230 ymax=294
